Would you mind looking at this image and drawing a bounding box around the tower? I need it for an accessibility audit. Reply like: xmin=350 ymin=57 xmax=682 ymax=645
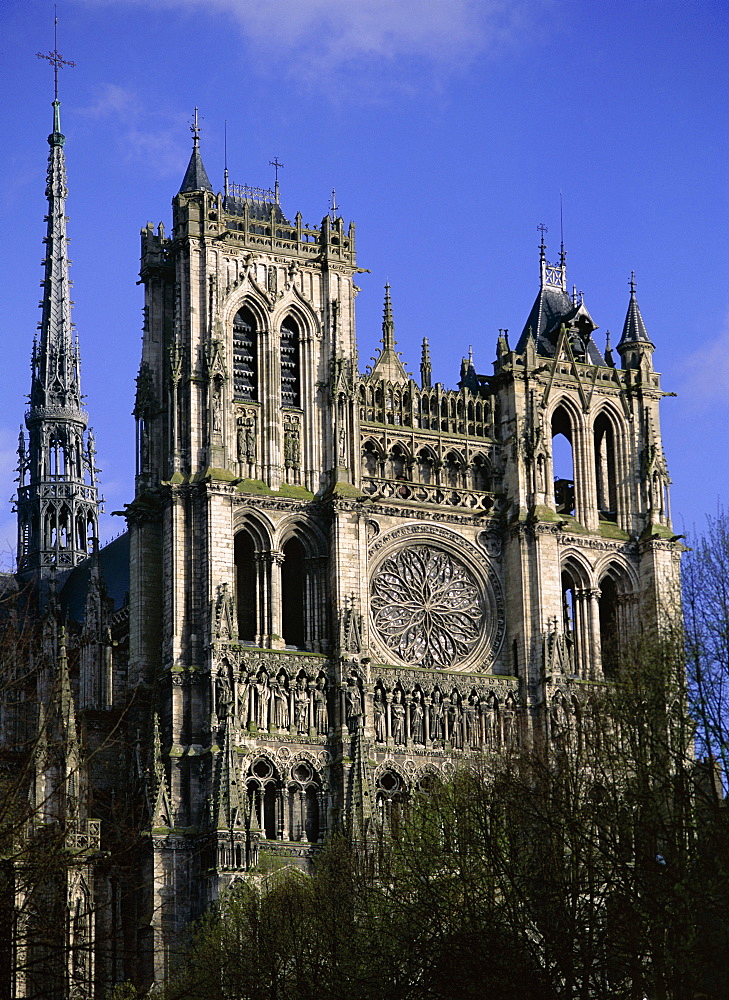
xmin=15 ymin=91 xmax=100 ymax=592
xmin=128 ymin=121 xmax=361 ymax=979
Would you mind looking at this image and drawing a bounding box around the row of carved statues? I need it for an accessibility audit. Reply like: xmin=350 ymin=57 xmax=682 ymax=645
xmin=371 ymin=685 xmax=518 ymax=749
xmin=212 ymin=661 xmax=521 ymax=750
xmin=214 ymin=665 xmax=329 ymax=735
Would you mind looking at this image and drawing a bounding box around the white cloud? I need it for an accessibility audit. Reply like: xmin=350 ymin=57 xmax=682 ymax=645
xmin=76 ymin=84 xmax=189 ymax=177
xmin=82 ymin=0 xmax=538 ymax=72
xmin=678 ymin=322 xmax=729 ymax=411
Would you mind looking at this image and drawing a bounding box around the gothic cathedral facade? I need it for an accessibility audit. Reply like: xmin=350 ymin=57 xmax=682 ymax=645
xmin=2 ymin=104 xmax=682 ymax=995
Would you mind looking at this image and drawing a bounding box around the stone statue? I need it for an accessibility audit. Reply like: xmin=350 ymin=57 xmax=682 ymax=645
xmin=295 ymin=679 xmax=309 ymax=734
xmin=215 ymin=671 xmax=232 ymax=719
xmin=237 ymin=419 xmax=246 ymax=463
xmin=464 ymin=697 xmax=477 ymax=747
xmin=314 ymin=677 xmax=328 ymax=735
xmin=345 ymin=677 xmax=363 ymax=733
xmin=271 ymin=679 xmax=289 ymax=730
xmin=236 ymin=670 xmax=251 ymax=725
xmin=430 ymin=691 xmax=443 ymax=741
xmin=212 ymin=385 xmax=222 ymax=433
xmin=245 ymin=422 xmax=256 ymax=463
xmin=373 ymin=689 xmax=386 ymax=742
xmin=255 ymin=674 xmax=270 ymax=729
xmin=410 ymin=692 xmax=424 ymax=744
xmin=391 ymin=690 xmax=405 ymax=744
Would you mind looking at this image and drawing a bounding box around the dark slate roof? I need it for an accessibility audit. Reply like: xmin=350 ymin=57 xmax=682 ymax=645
xmin=618 ymin=289 xmax=652 ymax=348
xmin=179 ymin=144 xmax=214 ymax=194
xmin=60 ymin=531 xmax=130 ymax=623
xmin=517 ymin=285 xmax=605 ymax=365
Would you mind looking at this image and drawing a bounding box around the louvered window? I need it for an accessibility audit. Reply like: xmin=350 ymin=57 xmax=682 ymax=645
xmin=280 ymin=318 xmax=300 ymax=408
xmin=233 ymin=307 xmax=258 ymax=401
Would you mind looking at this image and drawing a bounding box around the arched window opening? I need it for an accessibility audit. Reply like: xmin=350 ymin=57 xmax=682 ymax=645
xmin=389 ymin=445 xmax=408 ymax=480
xmin=304 ymin=788 xmax=319 ymax=843
xmin=472 ymin=455 xmax=491 ymax=492
xmin=235 ymin=531 xmax=257 ymax=643
xmin=594 ymin=414 xmax=617 ymax=520
xmin=417 ymin=449 xmax=434 ymax=485
xmin=552 ymin=407 xmax=575 ymax=515
xmin=444 ymin=452 xmax=461 ymax=488
xmin=49 ymin=432 xmax=65 ymax=478
xmin=377 ymin=769 xmax=407 ymax=834
xmin=247 ymin=758 xmax=279 ymax=841
xmin=561 ymin=570 xmax=580 ymax=674
xmin=362 ymin=441 xmax=379 ymax=478
xmin=599 ymin=575 xmax=620 ymax=680
xmin=280 ymin=317 xmax=301 ymax=408
xmin=233 ymin=306 xmax=258 ymax=401
xmin=281 ymin=537 xmax=306 ymax=649
xmin=263 ymin=784 xmax=277 ymax=840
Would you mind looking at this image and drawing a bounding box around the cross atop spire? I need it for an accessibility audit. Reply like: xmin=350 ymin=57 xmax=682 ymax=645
xmin=269 ymin=157 xmax=284 ymax=204
xmin=37 ymin=11 xmax=75 ymax=104
xmin=191 ymin=106 xmax=202 ymax=146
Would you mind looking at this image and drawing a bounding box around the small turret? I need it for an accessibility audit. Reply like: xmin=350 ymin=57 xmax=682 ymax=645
xmin=178 ymin=107 xmax=213 ymax=194
xmin=617 ymin=272 xmax=654 ymax=370
xmin=420 ymin=338 xmax=432 ymax=389
xmin=369 ymin=284 xmax=409 ymax=383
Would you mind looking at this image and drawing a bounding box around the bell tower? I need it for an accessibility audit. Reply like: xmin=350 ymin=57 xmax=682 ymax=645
xmin=127 ymin=117 xmax=362 ymax=978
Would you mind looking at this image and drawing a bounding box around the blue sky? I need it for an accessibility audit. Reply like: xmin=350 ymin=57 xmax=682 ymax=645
xmin=1 ymin=0 xmax=727 ymax=565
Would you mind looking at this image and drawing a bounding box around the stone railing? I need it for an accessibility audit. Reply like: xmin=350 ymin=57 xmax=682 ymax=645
xmin=361 ymin=476 xmax=500 ymax=513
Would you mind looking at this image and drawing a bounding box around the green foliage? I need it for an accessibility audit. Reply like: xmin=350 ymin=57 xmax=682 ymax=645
xmin=106 ymin=982 xmax=140 ymax=1000
xmin=163 ymin=634 xmax=729 ymax=1000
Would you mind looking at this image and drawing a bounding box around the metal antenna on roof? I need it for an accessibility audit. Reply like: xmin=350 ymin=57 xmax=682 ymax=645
xmin=269 ymin=157 xmax=283 ymax=205
xmin=559 ymin=191 xmax=567 ymax=269
xmin=329 ymin=188 xmax=339 ymax=219
xmin=224 ymin=120 xmax=229 ymax=198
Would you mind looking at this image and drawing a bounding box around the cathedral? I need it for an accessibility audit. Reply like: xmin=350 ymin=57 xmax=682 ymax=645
xmin=0 ymin=90 xmax=682 ymax=997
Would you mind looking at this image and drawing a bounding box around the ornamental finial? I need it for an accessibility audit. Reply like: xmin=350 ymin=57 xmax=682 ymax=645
xmin=37 ymin=8 xmax=75 ymax=105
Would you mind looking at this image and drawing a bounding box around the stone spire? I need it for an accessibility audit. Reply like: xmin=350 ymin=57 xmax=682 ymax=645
xmin=420 ymin=337 xmax=432 ymax=389
xmin=179 ymin=107 xmax=213 ymax=194
xmin=369 ymin=284 xmax=409 ymax=383
xmin=617 ymin=271 xmax=654 ymax=369
xmin=16 ymin=95 xmax=100 ymax=583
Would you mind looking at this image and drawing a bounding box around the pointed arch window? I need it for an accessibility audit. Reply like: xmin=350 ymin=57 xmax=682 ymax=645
xmin=594 ymin=414 xmax=617 ymax=520
xmin=280 ymin=317 xmax=301 ymax=408
xmin=233 ymin=306 xmax=258 ymax=401
xmin=281 ymin=537 xmax=306 ymax=649
xmin=235 ymin=530 xmax=257 ymax=643
xmin=599 ymin=575 xmax=620 ymax=679
xmin=561 ymin=564 xmax=592 ymax=678
xmin=552 ymin=406 xmax=575 ymax=515
xmin=598 ymin=564 xmax=636 ymax=680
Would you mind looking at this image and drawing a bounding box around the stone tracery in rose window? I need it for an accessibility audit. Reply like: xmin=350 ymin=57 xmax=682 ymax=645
xmin=370 ymin=545 xmax=484 ymax=668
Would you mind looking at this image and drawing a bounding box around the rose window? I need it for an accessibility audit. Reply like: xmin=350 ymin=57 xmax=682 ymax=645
xmin=370 ymin=545 xmax=484 ymax=668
